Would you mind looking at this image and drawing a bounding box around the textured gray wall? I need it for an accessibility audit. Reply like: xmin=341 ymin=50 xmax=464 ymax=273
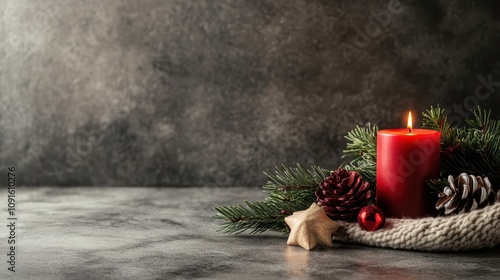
xmin=1 ymin=0 xmax=499 ymax=186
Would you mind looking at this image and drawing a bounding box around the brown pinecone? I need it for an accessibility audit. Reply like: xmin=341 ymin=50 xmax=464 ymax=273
xmin=435 ymin=173 xmax=497 ymax=215
xmin=315 ymin=168 xmax=371 ymax=221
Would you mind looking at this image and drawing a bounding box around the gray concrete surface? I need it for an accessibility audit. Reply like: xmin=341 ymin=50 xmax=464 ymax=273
xmin=2 ymin=1 xmax=500 ymax=187
xmin=0 ymin=187 xmax=498 ymax=279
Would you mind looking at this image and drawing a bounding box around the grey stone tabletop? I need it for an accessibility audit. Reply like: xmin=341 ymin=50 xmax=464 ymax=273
xmin=1 ymin=187 xmax=499 ymax=280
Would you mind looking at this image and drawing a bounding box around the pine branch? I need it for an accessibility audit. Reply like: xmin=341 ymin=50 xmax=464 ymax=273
xmin=422 ymin=105 xmax=449 ymax=131
xmin=422 ymin=106 xmax=500 ymax=191
xmin=214 ymin=164 xmax=330 ymax=234
xmin=342 ymin=124 xmax=378 ymax=186
xmin=214 ymin=201 xmax=289 ymax=234
xmin=342 ymin=124 xmax=377 ymax=161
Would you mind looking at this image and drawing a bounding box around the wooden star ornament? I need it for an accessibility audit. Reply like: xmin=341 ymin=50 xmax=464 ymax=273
xmin=284 ymin=203 xmax=340 ymax=250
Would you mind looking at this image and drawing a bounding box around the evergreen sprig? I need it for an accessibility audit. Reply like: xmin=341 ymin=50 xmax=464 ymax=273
xmin=422 ymin=106 xmax=500 ymax=190
xmin=214 ymin=164 xmax=330 ymax=234
xmin=342 ymin=124 xmax=378 ymax=185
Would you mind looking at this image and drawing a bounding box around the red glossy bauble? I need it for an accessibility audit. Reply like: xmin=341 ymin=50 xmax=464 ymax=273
xmin=357 ymin=205 xmax=386 ymax=231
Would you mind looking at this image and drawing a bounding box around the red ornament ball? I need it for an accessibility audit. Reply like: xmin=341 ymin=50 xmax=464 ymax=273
xmin=357 ymin=205 xmax=385 ymax=231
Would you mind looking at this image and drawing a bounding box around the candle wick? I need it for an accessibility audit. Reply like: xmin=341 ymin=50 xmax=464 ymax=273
xmin=409 ymin=128 xmax=412 ymax=133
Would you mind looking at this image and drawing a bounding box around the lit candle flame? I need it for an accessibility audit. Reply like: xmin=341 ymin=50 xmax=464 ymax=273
xmin=407 ymin=111 xmax=412 ymax=133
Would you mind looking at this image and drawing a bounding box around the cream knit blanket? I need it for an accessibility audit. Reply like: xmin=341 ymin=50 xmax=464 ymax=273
xmin=333 ymin=202 xmax=500 ymax=251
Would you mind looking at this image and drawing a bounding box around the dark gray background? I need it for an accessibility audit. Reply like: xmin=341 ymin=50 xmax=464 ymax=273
xmin=1 ymin=0 xmax=499 ymax=186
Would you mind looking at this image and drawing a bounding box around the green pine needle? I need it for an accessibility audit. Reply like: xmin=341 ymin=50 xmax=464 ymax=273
xmin=342 ymin=124 xmax=378 ymax=186
xmin=422 ymin=105 xmax=500 ymax=189
xmin=214 ymin=164 xmax=330 ymax=234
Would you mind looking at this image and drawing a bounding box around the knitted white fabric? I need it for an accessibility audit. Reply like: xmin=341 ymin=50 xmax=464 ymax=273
xmin=332 ymin=202 xmax=500 ymax=251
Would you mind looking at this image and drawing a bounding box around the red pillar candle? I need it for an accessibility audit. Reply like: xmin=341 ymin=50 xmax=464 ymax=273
xmin=376 ymin=112 xmax=440 ymax=218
